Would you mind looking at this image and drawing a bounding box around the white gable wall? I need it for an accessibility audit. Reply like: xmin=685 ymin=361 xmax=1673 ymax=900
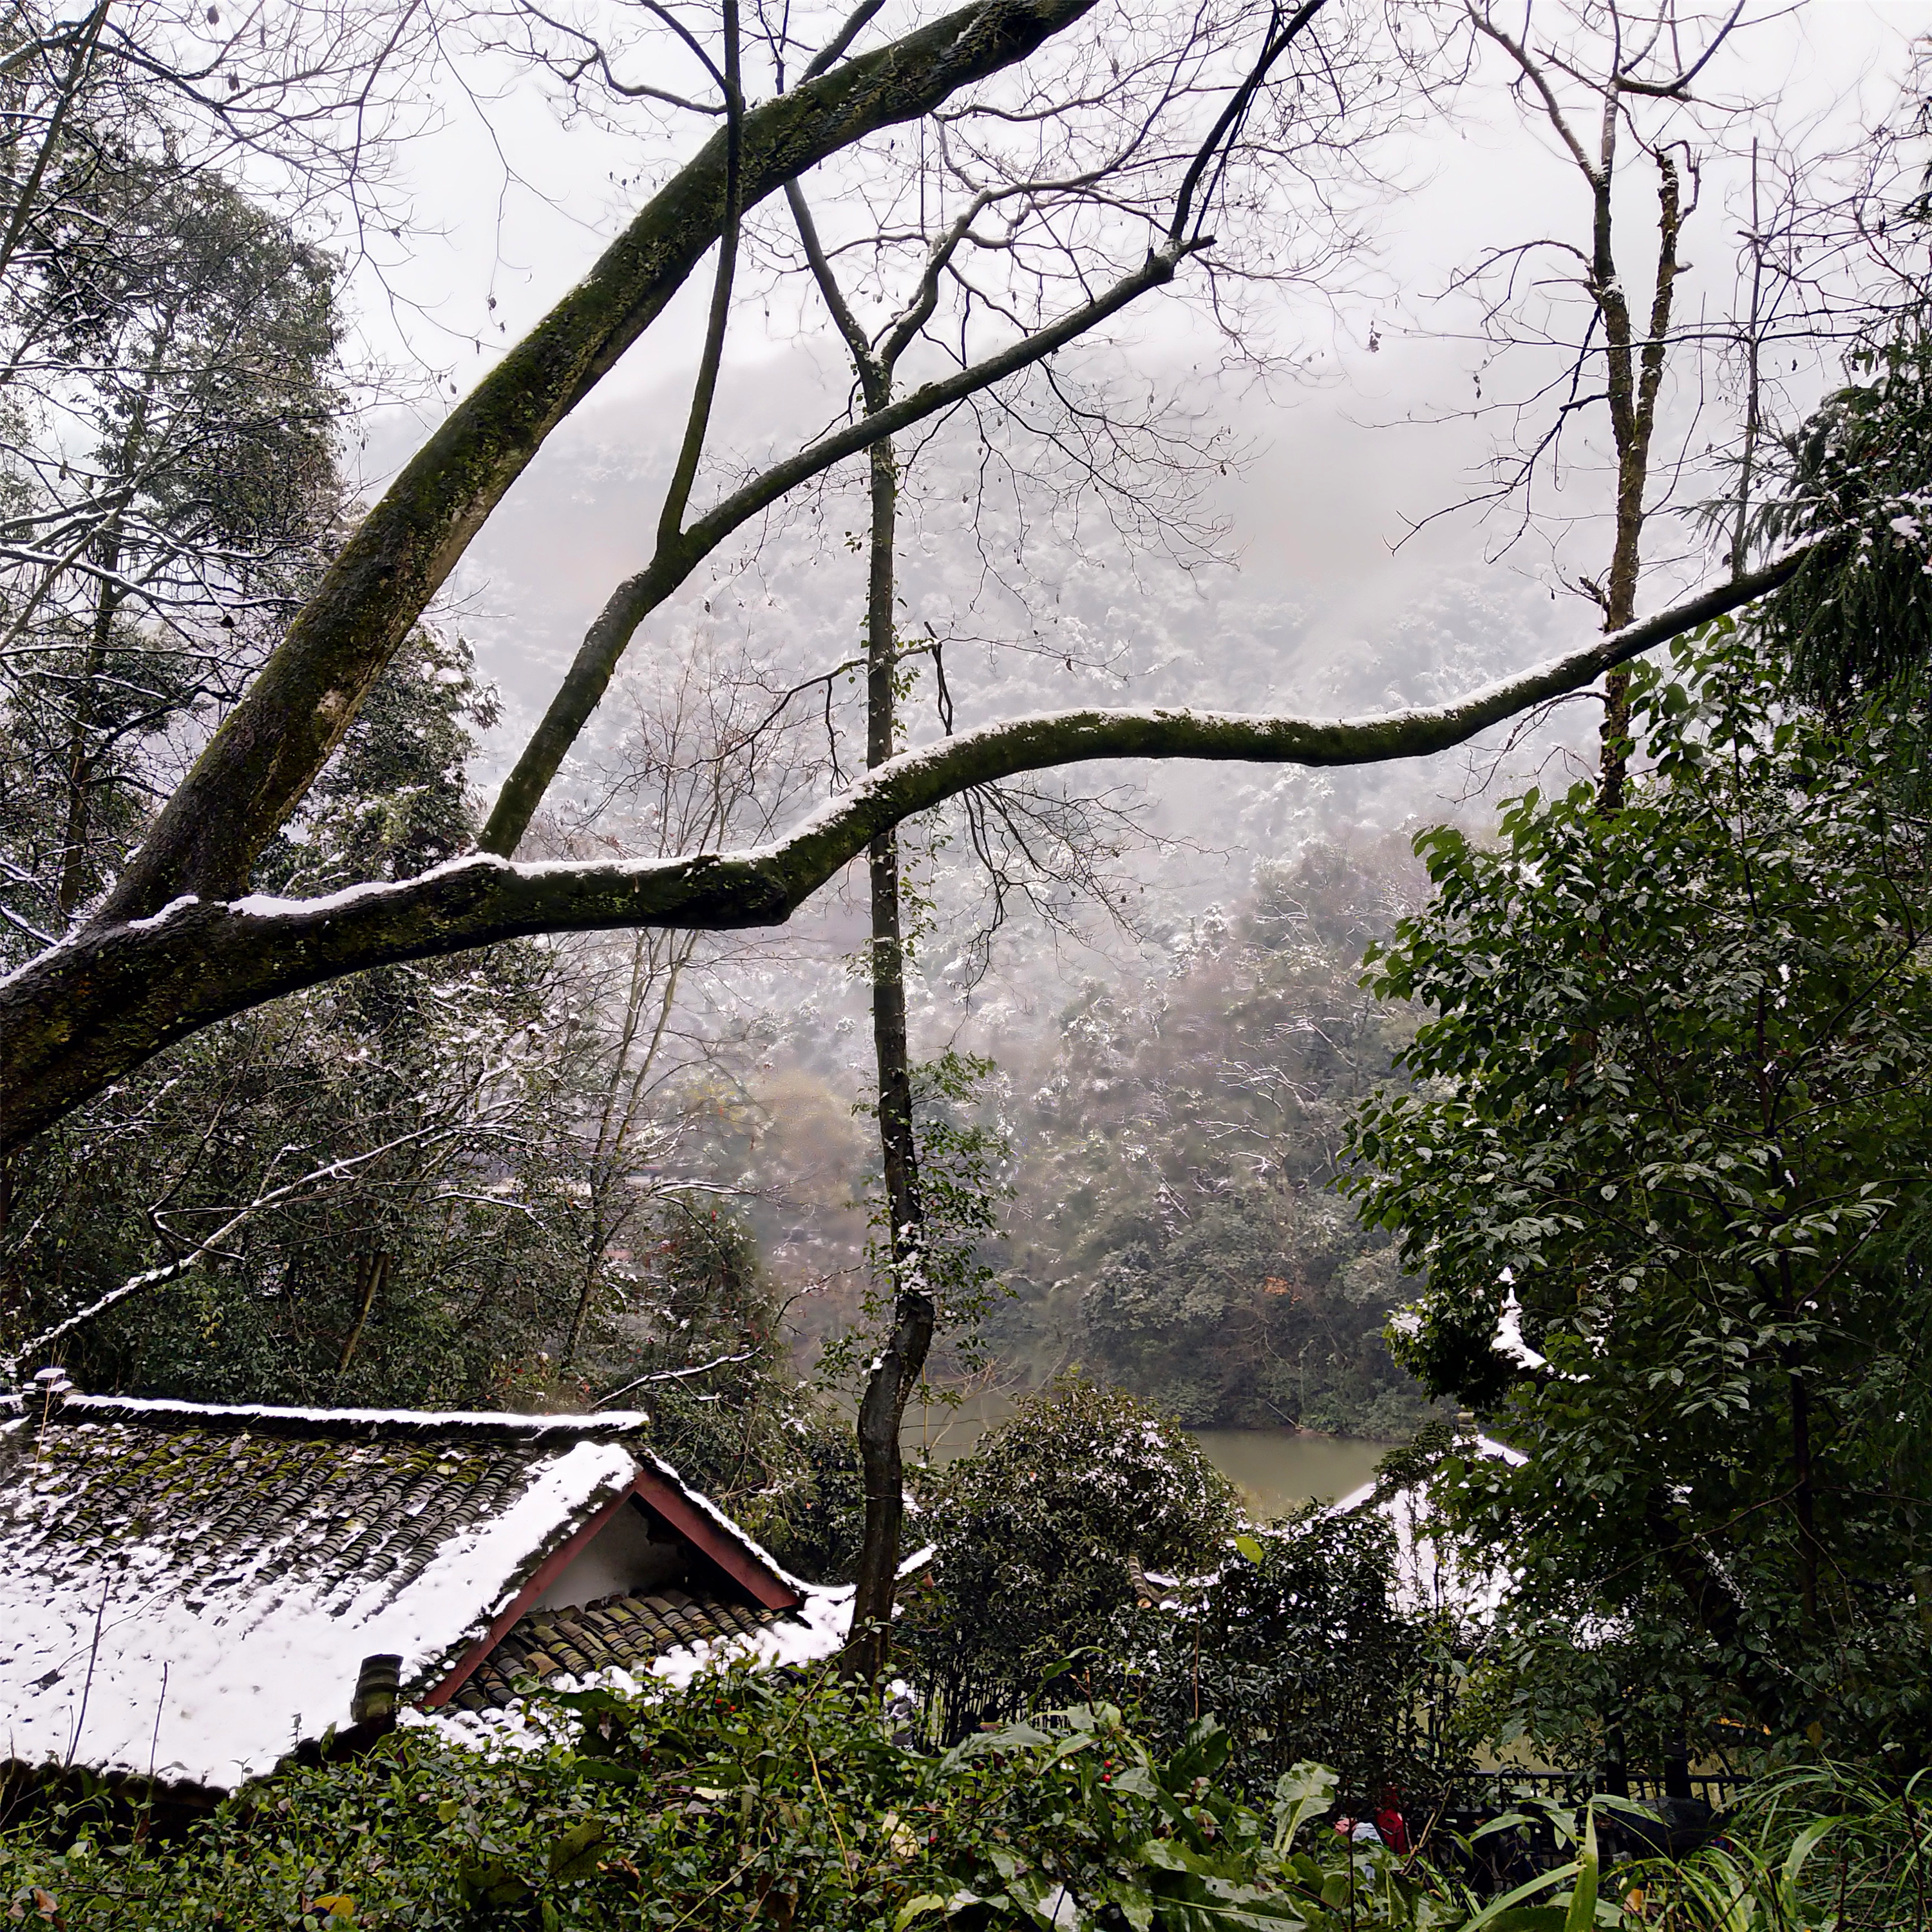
xmin=535 ymin=1499 xmax=685 ymax=1609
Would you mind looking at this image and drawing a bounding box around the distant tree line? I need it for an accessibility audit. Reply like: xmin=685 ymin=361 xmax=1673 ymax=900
xmin=990 ymin=839 xmax=1439 ymax=1438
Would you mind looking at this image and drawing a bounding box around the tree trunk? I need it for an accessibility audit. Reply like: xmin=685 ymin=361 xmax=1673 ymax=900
xmin=845 ymin=425 xmax=934 ymax=1680
xmin=57 ymin=545 xmax=123 ymax=919
xmin=1595 ymin=146 xmax=1681 ymax=811
xmin=57 ymin=353 xmax=160 ymax=918
xmin=1728 ymin=142 xmax=1766 ymax=582
xmin=562 ymin=1217 xmax=607 ymax=1374
xmin=335 ymin=1248 xmax=389 ymax=1379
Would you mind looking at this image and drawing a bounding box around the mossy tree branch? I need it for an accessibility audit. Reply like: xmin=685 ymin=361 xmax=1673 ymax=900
xmin=95 ymin=0 xmax=1108 ymax=923
xmin=0 ymin=549 xmax=1803 ymax=1156
xmin=478 ymin=236 xmax=1197 ymax=856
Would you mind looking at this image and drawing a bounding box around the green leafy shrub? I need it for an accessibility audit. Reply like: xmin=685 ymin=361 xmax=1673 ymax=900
xmin=1674 ymin=1759 xmax=1932 ymax=1927
xmin=1344 ymin=627 xmax=1932 ymax=1765
xmin=8 ymin=1665 xmax=1911 ymax=1929
xmin=1109 ymin=1511 xmax=1463 ymax=1816
xmin=901 ymin=1375 xmax=1239 ymax=1728
xmin=0 ymin=1672 xmax=1466 ymax=1931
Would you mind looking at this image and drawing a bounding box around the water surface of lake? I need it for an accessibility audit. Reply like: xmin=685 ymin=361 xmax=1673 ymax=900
xmin=901 ymin=1391 xmax=1392 ymax=1518
xmin=1188 ymin=1429 xmax=1388 ymax=1518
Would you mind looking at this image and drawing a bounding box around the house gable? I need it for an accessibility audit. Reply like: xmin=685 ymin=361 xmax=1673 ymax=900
xmin=0 ymin=1391 xmax=810 ymax=1788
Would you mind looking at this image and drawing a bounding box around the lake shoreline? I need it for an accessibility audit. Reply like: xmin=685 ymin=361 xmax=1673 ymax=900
xmin=901 ymin=1390 xmax=1402 ymax=1516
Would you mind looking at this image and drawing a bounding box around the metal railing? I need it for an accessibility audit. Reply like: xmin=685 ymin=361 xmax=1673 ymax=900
xmin=1455 ymin=1768 xmax=1747 ymax=1810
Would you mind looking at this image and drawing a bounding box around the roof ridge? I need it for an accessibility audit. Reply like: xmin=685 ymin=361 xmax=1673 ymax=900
xmin=0 ymin=1390 xmax=653 ymax=1441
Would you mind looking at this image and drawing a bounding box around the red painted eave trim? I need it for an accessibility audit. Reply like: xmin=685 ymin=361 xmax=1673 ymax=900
xmin=419 ymin=1469 xmax=801 ymax=1710
xmin=630 ymin=1464 xmax=801 ymax=1615
xmin=421 ymin=1479 xmax=637 ymax=1709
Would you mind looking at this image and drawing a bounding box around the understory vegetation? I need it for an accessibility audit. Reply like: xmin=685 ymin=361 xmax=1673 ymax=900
xmin=5 ymin=1671 xmax=1931 ymax=1930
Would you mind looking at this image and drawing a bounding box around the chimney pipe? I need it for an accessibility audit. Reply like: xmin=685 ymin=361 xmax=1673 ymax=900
xmin=350 ymin=1653 xmax=402 ymax=1731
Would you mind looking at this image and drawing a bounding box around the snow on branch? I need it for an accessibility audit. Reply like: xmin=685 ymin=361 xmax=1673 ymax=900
xmin=3 ymin=1123 xmax=473 ymax=1375
xmin=592 ymin=1349 xmax=762 ymax=1410
xmin=0 ymin=549 xmax=1803 ymax=1157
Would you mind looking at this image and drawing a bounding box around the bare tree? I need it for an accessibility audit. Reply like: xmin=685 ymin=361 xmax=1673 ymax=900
xmin=0 ymin=0 xmax=1821 ymax=1168
xmin=529 ymin=631 xmax=824 ymax=1376
xmin=1398 ymin=0 xmax=1767 ymax=806
xmin=0 ymin=0 xmax=435 ymax=247
xmin=1709 ymin=56 xmax=1932 ymax=570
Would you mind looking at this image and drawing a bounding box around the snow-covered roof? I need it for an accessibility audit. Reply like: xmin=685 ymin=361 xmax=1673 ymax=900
xmin=0 ymin=1388 xmax=804 ymax=1790
xmin=1329 ymin=1434 xmax=1528 ymax=1618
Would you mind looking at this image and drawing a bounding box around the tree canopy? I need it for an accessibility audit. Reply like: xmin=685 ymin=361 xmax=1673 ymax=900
xmin=0 ymin=0 xmax=1812 ymax=1160
xmin=1346 ymin=615 xmax=1932 ymax=1763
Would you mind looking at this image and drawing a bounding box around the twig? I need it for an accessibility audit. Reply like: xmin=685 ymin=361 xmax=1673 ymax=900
xmin=65 ymin=1582 xmax=110 ymax=1770
xmin=592 ymin=1347 xmax=760 ymax=1409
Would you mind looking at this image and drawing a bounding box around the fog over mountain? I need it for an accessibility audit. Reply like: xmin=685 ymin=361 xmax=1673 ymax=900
xmin=343 ymin=0 xmax=1916 ymax=1034
xmin=359 ymin=340 xmax=1589 ymax=1396
xmin=326 ymin=0 xmax=1930 ymax=1376
xmin=392 ymin=335 xmax=1584 ymax=1072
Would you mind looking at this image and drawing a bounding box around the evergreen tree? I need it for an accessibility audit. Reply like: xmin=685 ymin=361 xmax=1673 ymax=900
xmin=1345 ymin=629 xmax=1932 ymax=1765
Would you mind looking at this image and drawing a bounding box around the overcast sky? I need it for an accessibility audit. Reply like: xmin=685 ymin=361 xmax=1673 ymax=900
xmin=334 ymin=0 xmax=1932 ymax=959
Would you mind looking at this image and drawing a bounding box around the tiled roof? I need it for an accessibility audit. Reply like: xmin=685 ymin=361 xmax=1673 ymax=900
xmin=0 ymin=1392 xmax=653 ymax=1787
xmin=453 ymin=1587 xmax=785 ymax=1711
xmin=0 ymin=1393 xmax=654 ymax=1612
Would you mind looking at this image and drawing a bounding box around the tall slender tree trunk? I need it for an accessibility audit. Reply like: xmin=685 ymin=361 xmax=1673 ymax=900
xmin=1729 ymin=142 xmax=1765 ymax=584
xmin=57 ymin=544 xmax=122 ymax=919
xmin=57 ymin=336 xmax=167 ymax=917
xmin=845 ymin=423 xmax=934 ymax=1680
xmin=335 ymin=1247 xmax=389 ymax=1379
xmin=1595 ymin=140 xmax=1681 ymax=811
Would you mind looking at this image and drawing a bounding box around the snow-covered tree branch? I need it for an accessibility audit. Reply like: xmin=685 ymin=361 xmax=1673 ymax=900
xmin=0 ymin=549 xmax=1802 ymax=1155
xmin=1 ymin=1117 xmax=479 ymax=1376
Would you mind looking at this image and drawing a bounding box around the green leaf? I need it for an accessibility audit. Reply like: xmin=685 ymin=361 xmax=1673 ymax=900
xmin=1163 ymin=1715 xmax=1233 ymax=1788
xmin=1779 ymin=1811 xmax=1846 ymax=1905
xmin=1562 ymin=1812 xmax=1598 ymax=1932
xmin=1459 ymin=1860 xmax=1580 ymax=1931
xmin=456 ymin=1858 xmax=529 ymax=1911
xmin=1271 ymin=1763 xmax=1338 ymax=1853
xmin=546 ymin=1817 xmax=607 ymax=1880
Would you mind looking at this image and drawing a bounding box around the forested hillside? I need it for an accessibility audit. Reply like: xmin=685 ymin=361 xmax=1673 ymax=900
xmin=998 ymin=837 xmax=1437 ymax=1434
xmin=722 ymin=835 xmax=1441 ymax=1439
